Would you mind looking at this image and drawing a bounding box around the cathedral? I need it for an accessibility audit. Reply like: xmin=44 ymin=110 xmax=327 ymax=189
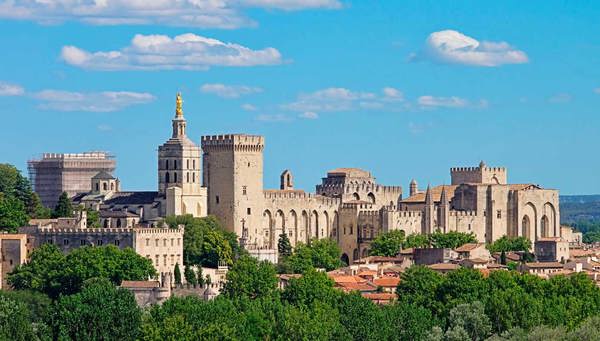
xmin=74 ymin=95 xmax=561 ymax=264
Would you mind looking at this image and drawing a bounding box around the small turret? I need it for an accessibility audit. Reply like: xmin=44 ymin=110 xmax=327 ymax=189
xmin=409 ymin=179 xmax=418 ymax=197
xmin=479 ymin=160 xmax=486 ymax=169
xmin=280 ymin=170 xmax=294 ymax=190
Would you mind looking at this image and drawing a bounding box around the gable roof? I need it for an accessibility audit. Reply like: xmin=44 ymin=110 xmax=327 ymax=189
xmin=401 ymin=185 xmax=458 ymax=204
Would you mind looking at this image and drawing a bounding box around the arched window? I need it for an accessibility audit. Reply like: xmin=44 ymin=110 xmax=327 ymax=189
xmin=541 ymin=215 xmax=549 ymax=237
xmin=165 ymin=172 xmax=170 ymax=183
xmin=166 ymin=160 xmax=169 ymax=170
xmin=103 ymin=182 xmax=107 ymax=191
xmin=186 ymin=172 xmax=189 ymax=183
xmin=95 ymin=183 xmax=99 ymax=191
xmin=352 ymin=193 xmax=360 ymax=201
xmin=192 ymin=173 xmax=195 ymax=183
xmin=174 ymin=160 xmax=177 ymax=170
xmin=522 ymin=216 xmax=530 ymax=240
xmin=187 ymin=160 xmax=190 ymax=169
xmin=116 ymin=219 xmax=122 ymax=228
xmin=103 ymin=220 xmax=108 ymax=228
xmin=110 ymin=183 xmax=114 ymax=191
xmin=193 ymin=160 xmax=196 ymax=169
xmin=174 ymin=172 xmax=178 ymax=182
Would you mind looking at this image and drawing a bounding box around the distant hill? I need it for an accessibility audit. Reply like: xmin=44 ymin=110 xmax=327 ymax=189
xmin=560 ymin=195 xmax=600 ymax=224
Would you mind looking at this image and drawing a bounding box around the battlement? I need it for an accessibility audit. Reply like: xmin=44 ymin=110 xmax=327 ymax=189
xmin=450 ymin=166 xmax=506 ymax=172
xmin=316 ymin=183 xmax=402 ymax=195
xmin=22 ymin=225 xmax=183 ymax=236
xmin=201 ymin=134 xmax=265 ymax=152
xmin=358 ymin=210 xmax=381 ymax=218
xmin=37 ymin=151 xmax=113 ymax=160
xmin=449 ymin=210 xmax=477 ymax=217
xmin=263 ymin=190 xmax=341 ymax=206
xmin=395 ymin=211 xmax=422 ymax=218
xmin=450 ymin=162 xmax=507 ymax=185
xmin=340 ymin=202 xmax=376 ymax=210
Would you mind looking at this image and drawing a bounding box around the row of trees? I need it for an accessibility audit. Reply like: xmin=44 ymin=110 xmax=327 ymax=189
xmin=4 ymin=247 xmax=600 ymax=340
xmin=369 ymin=230 xmax=479 ymax=257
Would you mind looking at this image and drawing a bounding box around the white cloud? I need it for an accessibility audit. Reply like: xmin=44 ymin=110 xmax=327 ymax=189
xmin=284 ymin=87 xmax=404 ymax=114
xmin=0 ymin=0 xmax=341 ymax=28
xmin=299 ymin=111 xmax=318 ymax=119
xmin=255 ymin=113 xmax=290 ymax=122
xmin=548 ymin=93 xmax=572 ymax=104
xmin=241 ymin=103 xmax=258 ymax=111
xmin=0 ymin=82 xmax=25 ymax=96
xmin=61 ymin=33 xmax=283 ymax=71
xmin=420 ymin=30 xmax=528 ymax=67
xmin=382 ymin=87 xmax=403 ymax=100
xmin=201 ymin=83 xmax=262 ymax=98
xmin=34 ymin=90 xmax=155 ymax=112
xmin=417 ymin=95 xmax=469 ymax=108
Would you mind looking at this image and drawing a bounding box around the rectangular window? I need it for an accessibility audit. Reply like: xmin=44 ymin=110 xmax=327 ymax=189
xmin=171 ymin=238 xmax=174 ymax=247
xmin=80 ymin=239 xmax=86 ymax=246
xmin=163 ymin=255 xmax=167 ymax=266
xmin=247 ymin=208 xmax=251 ymax=215
xmin=114 ymin=240 xmax=120 ymax=246
xmin=97 ymin=240 xmax=103 ymax=246
xmin=216 ymin=195 xmax=220 ymax=204
xmin=155 ymin=255 xmax=159 ymax=266
xmin=155 ymin=239 xmax=159 ymax=247
xmin=63 ymin=239 xmax=69 ymax=245
xmin=242 ymin=186 xmax=247 ymax=195
xmin=146 ymin=238 xmax=149 ymax=246
xmin=497 ymin=210 xmax=502 ymax=219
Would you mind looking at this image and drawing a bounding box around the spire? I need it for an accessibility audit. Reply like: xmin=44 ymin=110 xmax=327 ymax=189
xmin=479 ymin=160 xmax=486 ymax=169
xmin=172 ymin=92 xmax=187 ymax=138
xmin=425 ymin=185 xmax=433 ymax=205
xmin=175 ymin=92 xmax=183 ymax=118
xmin=409 ymin=179 xmax=418 ymax=197
xmin=440 ymin=185 xmax=448 ymax=205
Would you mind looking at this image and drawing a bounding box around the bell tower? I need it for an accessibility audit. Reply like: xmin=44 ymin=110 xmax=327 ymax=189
xmin=157 ymin=93 xmax=207 ymax=217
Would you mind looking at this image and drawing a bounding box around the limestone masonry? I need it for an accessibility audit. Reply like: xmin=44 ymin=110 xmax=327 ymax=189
xmin=38 ymin=94 xmax=561 ymax=265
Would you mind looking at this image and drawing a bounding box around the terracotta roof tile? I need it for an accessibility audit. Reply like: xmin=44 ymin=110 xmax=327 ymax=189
xmin=373 ymin=277 xmax=400 ymax=287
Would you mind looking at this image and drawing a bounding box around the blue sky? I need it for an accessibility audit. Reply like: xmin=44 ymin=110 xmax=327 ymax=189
xmin=1 ymin=1 xmax=599 ymax=195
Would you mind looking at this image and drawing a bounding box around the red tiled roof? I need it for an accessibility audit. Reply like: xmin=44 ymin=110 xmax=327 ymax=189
xmin=373 ymin=277 xmax=400 ymax=287
xmin=400 ymin=185 xmax=458 ymax=203
xmin=524 ymin=262 xmax=563 ymax=269
xmin=337 ymin=282 xmax=377 ymax=292
xmin=428 ymin=263 xmax=460 ymax=271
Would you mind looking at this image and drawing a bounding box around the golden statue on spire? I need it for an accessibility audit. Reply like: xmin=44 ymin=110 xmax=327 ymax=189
xmin=175 ymin=92 xmax=183 ymax=117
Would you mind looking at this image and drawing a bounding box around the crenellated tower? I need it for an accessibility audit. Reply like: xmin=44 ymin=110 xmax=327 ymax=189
xmin=201 ymin=134 xmax=265 ymax=245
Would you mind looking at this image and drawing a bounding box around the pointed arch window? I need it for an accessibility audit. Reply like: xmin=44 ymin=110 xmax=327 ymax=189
xmin=174 ymin=172 xmax=178 ymax=182
xmin=165 ymin=172 xmax=170 ymax=183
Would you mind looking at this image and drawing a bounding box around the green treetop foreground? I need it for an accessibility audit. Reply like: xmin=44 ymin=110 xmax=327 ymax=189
xmin=4 ymin=248 xmax=600 ymax=341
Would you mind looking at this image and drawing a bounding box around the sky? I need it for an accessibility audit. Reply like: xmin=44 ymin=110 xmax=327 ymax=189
xmin=1 ymin=1 xmax=599 ymax=195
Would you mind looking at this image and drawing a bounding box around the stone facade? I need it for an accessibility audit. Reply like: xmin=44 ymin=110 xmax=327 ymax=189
xmin=0 ymin=234 xmax=30 ymax=289
xmin=18 ymin=225 xmax=184 ymax=285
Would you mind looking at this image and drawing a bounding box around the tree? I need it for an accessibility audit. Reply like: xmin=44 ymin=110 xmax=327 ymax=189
xmin=167 ymin=215 xmax=235 ymax=267
xmin=0 ymin=295 xmax=36 ymax=341
xmin=285 ymin=238 xmax=343 ymax=273
xmin=403 ymin=233 xmax=430 ymax=248
xmin=488 ymin=236 xmax=531 ymax=253
xmin=9 ymin=244 xmax=156 ymax=298
xmin=396 ymin=265 xmax=445 ymax=314
xmin=500 ymin=251 xmax=507 ymax=265
xmin=381 ymin=302 xmax=435 ymax=341
xmin=52 ymin=278 xmax=142 ymax=340
xmin=86 ymin=208 xmax=100 ymax=228
xmin=29 ymin=192 xmax=51 ymax=219
xmin=52 ymin=191 xmax=73 ymax=218
xmin=369 ymin=230 xmax=405 ymax=256
xmin=174 ymin=263 xmax=182 ymax=286
xmin=429 ymin=230 xmax=477 ymax=249
xmin=278 ymin=233 xmax=292 ymax=258
xmin=184 ymin=265 xmax=197 ymax=287
xmin=337 ymin=292 xmax=386 ymax=340
xmin=445 ymin=301 xmax=492 ymax=341
xmin=222 ymin=255 xmax=277 ymax=299
xmin=281 ymin=268 xmax=339 ymax=307
xmin=0 ymin=193 xmax=29 ymax=231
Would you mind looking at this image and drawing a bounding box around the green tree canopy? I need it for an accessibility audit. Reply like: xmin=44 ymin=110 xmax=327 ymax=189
xmin=284 ymin=238 xmax=343 ymax=273
xmin=488 ymin=235 xmax=532 ymax=253
xmin=429 ymin=230 xmax=478 ymax=249
xmin=222 ymin=255 xmax=277 ymax=300
xmin=165 ymin=215 xmax=237 ymax=267
xmin=52 ymin=191 xmax=73 ymax=218
xmin=369 ymin=230 xmax=405 ymax=256
xmin=278 ymin=232 xmax=292 ymax=258
xmin=52 ymin=278 xmax=142 ymax=340
xmin=403 ymin=233 xmax=430 ymax=248
xmin=8 ymin=244 xmax=156 ymax=298
xmin=0 ymin=193 xmax=29 ymax=231
xmin=184 ymin=265 xmax=197 ymax=287
xmin=281 ymin=268 xmax=339 ymax=307
xmin=0 ymin=294 xmax=37 ymax=341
